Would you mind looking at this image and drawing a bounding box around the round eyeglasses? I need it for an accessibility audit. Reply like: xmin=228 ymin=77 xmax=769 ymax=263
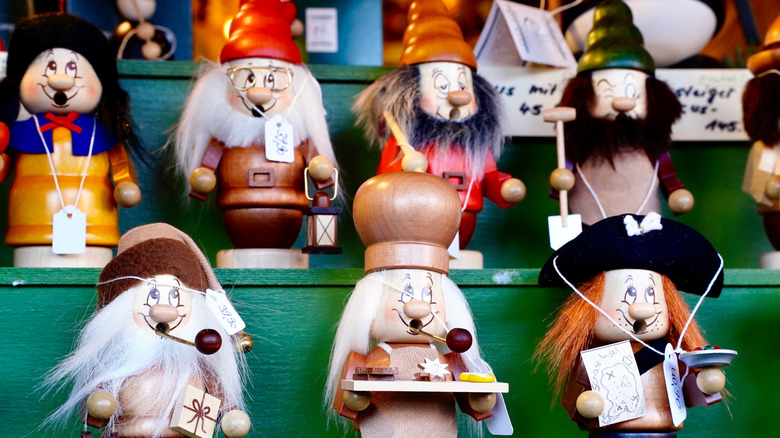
xmin=226 ymin=66 xmax=294 ymax=92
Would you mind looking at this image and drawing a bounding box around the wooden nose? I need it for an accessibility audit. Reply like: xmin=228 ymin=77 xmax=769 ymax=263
xmin=149 ymin=304 xmax=179 ymax=324
xmin=47 ymin=74 xmax=75 ymax=91
xmin=247 ymin=87 xmax=273 ymax=105
xmin=612 ymin=97 xmax=636 ymax=112
xmin=628 ymin=302 xmax=656 ymax=321
xmin=447 ymin=90 xmax=472 ymax=107
xmin=403 ymin=300 xmax=431 ymax=319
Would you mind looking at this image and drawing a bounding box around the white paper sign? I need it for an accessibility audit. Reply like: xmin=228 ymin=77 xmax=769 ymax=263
xmin=306 ymin=8 xmax=338 ymax=53
xmin=663 ymin=343 xmax=687 ymax=426
xmin=52 ymin=206 xmax=86 ymax=254
xmin=205 ymin=289 xmax=246 ymax=335
xmin=478 ymin=67 xmax=751 ymax=141
xmin=265 ymin=114 xmax=294 ymax=163
xmin=0 ymin=51 xmax=7 ymax=81
xmin=474 ymin=0 xmax=577 ymax=68
xmin=581 ymin=340 xmax=646 ymax=427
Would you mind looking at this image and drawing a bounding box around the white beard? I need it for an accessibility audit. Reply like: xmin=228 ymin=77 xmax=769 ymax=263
xmin=43 ymin=288 xmax=245 ymax=437
xmin=172 ymin=62 xmax=337 ymax=180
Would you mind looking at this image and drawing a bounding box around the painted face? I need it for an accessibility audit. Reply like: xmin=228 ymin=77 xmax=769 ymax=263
xmin=418 ymin=61 xmax=478 ymax=121
xmin=370 ymin=269 xmax=448 ymax=344
xmin=132 ymin=274 xmax=193 ymax=335
xmin=594 ymin=269 xmax=669 ymax=343
xmin=224 ymin=57 xmax=296 ymax=117
xmin=18 ymin=48 xmax=102 ymax=116
xmin=116 ymin=0 xmax=156 ymax=20
xmin=590 ymin=69 xmax=648 ymax=120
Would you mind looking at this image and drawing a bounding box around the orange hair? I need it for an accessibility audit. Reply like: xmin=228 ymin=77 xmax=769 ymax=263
xmin=534 ymin=272 xmax=707 ymax=398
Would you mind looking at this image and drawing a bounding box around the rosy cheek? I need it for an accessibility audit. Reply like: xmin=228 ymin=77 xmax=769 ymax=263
xmin=132 ymin=312 xmax=147 ymax=328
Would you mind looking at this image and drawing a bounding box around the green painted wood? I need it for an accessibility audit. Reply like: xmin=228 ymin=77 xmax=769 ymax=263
xmin=0 ymin=268 xmax=776 ymax=437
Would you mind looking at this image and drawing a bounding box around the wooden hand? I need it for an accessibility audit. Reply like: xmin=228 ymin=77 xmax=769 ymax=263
xmin=221 ymin=409 xmax=252 ymax=438
xmin=576 ymin=390 xmax=604 ymax=419
xmin=668 ymin=188 xmax=694 ymax=214
xmin=190 ymin=167 xmax=217 ymax=194
xmin=501 ymin=178 xmax=526 ymax=203
xmin=114 ymin=181 xmax=142 ymax=207
xmin=696 ymin=367 xmax=726 ymax=395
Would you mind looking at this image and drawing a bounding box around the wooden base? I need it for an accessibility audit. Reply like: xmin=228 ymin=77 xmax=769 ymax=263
xmin=449 ymin=250 xmax=483 ymax=270
xmin=216 ymin=248 xmax=309 ymax=269
xmin=760 ymin=251 xmax=780 ymax=269
xmin=13 ymin=246 xmax=113 ymax=268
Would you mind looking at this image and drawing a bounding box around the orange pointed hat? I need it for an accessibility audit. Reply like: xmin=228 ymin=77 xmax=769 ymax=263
xmin=220 ymin=0 xmax=301 ymax=64
xmin=747 ymin=15 xmax=780 ymax=75
xmin=399 ymin=0 xmax=477 ymax=70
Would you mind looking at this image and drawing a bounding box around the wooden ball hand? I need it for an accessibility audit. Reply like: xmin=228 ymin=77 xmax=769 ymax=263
xmin=576 ymin=390 xmax=605 ymax=419
xmin=668 ymin=188 xmax=695 ymax=214
xmin=189 ymin=167 xmax=217 ymax=195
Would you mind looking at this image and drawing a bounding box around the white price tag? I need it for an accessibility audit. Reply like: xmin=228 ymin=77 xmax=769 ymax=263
xmin=663 ymin=343 xmax=687 ymax=426
xmin=52 ymin=205 xmax=86 ymax=254
xmin=265 ymin=114 xmax=294 ymax=163
xmin=758 ymin=146 xmax=778 ymax=173
xmin=548 ymin=214 xmax=582 ymax=250
xmin=447 ymin=231 xmax=460 ymax=259
xmin=205 ymin=289 xmax=246 ymax=335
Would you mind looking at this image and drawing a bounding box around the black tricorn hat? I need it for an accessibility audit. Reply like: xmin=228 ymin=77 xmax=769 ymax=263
xmin=539 ymin=214 xmax=724 ymax=297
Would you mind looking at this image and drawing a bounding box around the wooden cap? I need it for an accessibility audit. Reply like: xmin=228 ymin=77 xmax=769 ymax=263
xmin=353 ymin=172 xmax=461 ymax=274
xmin=398 ymin=0 xmax=477 ymax=70
xmin=747 ymin=15 xmax=780 ymax=74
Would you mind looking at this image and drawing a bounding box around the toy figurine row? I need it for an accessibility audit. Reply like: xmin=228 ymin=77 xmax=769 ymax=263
xmin=11 ymin=1 xmax=738 ymax=436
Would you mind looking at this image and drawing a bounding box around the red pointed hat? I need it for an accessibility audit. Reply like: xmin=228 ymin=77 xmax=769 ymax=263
xmin=220 ymin=0 xmax=302 ymax=64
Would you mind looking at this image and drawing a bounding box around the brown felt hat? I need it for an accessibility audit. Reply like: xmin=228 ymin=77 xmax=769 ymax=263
xmin=97 ymin=223 xmax=220 ymax=308
xmin=398 ymin=0 xmax=477 ymax=70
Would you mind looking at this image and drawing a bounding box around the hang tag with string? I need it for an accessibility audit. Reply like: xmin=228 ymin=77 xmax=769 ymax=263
xmin=448 ymin=231 xmax=460 ymax=259
xmin=52 ymin=205 xmax=86 ymax=254
xmin=265 ymin=114 xmax=294 ymax=163
xmin=663 ymin=343 xmax=687 ymax=426
xmin=205 ymin=289 xmax=246 ymax=335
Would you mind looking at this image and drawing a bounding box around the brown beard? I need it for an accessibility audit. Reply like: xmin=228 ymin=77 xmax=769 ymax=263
xmin=559 ymin=73 xmax=682 ymax=166
xmin=743 ymin=73 xmax=780 ymax=146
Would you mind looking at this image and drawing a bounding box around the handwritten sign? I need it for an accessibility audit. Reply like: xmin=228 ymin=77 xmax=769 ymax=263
xmin=581 ymin=340 xmax=646 ymax=427
xmin=475 ymin=0 xmax=576 ymax=68
xmin=205 ymin=289 xmax=246 ymax=335
xmin=479 ymin=66 xmax=752 ymax=141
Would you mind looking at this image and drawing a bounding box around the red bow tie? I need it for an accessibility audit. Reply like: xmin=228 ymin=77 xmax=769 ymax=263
xmin=39 ymin=112 xmax=83 ymax=134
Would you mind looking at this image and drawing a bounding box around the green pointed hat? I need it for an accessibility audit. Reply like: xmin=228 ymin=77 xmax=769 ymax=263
xmin=577 ymin=0 xmax=655 ymax=74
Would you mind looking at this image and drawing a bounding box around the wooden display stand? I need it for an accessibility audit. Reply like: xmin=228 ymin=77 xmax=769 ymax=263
xmin=342 ymin=379 xmax=508 ymax=393
xmin=216 ymin=248 xmax=309 ymax=269
xmin=13 ymin=246 xmax=113 ymax=268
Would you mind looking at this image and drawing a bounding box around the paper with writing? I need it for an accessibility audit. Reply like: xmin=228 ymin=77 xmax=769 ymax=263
xmin=205 ymin=289 xmax=246 ymax=335
xmin=663 ymin=343 xmax=687 ymax=426
xmin=265 ymin=114 xmax=294 ymax=163
xmin=581 ymin=340 xmax=646 ymax=427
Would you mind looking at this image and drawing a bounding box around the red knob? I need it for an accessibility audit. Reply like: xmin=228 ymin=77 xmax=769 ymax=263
xmin=195 ymin=329 xmax=222 ymax=355
xmin=446 ymin=328 xmax=473 ymax=353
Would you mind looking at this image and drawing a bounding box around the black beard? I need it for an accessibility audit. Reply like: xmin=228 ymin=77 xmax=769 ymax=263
xmin=408 ymin=104 xmax=494 ymax=157
xmin=564 ymin=113 xmax=670 ymax=166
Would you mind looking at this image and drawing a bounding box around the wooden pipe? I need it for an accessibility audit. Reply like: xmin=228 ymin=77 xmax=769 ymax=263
xmin=155 ymin=323 xmax=222 ymax=355
xmin=543 ymin=107 xmax=576 ymax=226
xmin=383 ymin=111 xmax=428 ymax=172
xmin=409 ymin=319 xmax=473 ymax=353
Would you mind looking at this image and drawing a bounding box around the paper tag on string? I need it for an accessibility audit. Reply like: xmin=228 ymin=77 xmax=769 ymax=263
xmin=52 ymin=206 xmax=86 ymax=254
xmin=663 ymin=343 xmax=687 ymax=426
xmin=548 ymin=214 xmax=582 ymax=250
xmin=265 ymin=114 xmax=294 ymax=163
xmin=205 ymin=289 xmax=246 ymax=335
xmin=448 ymin=231 xmax=460 ymax=259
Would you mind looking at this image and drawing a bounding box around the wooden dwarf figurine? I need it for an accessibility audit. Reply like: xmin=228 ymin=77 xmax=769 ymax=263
xmin=0 ymin=13 xmax=141 ymax=267
xmin=174 ymin=0 xmax=338 ymax=269
xmin=536 ymin=213 xmax=734 ymax=436
xmin=326 ymin=171 xmax=512 ymax=437
xmin=742 ymin=15 xmax=780 ymax=268
xmin=112 ymin=0 xmax=176 ymax=60
xmin=44 ymin=223 xmax=251 ymax=438
xmin=555 ymin=0 xmax=693 ymax=227
xmin=353 ymin=0 xmax=525 ymax=268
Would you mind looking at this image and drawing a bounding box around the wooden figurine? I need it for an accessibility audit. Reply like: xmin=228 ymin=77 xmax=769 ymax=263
xmin=535 ymin=213 xmax=735 ymax=436
xmin=326 ymin=171 xmax=512 ymax=437
xmin=173 ymin=0 xmax=338 ymax=269
xmin=43 ymin=223 xmax=252 ymax=438
xmin=353 ymin=0 xmax=525 ymax=269
xmin=555 ymin=0 xmax=693 ymax=227
xmin=0 ymin=13 xmax=141 ymax=267
xmin=742 ymin=15 xmax=780 ymax=268
xmin=112 ymin=0 xmax=176 ymax=60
